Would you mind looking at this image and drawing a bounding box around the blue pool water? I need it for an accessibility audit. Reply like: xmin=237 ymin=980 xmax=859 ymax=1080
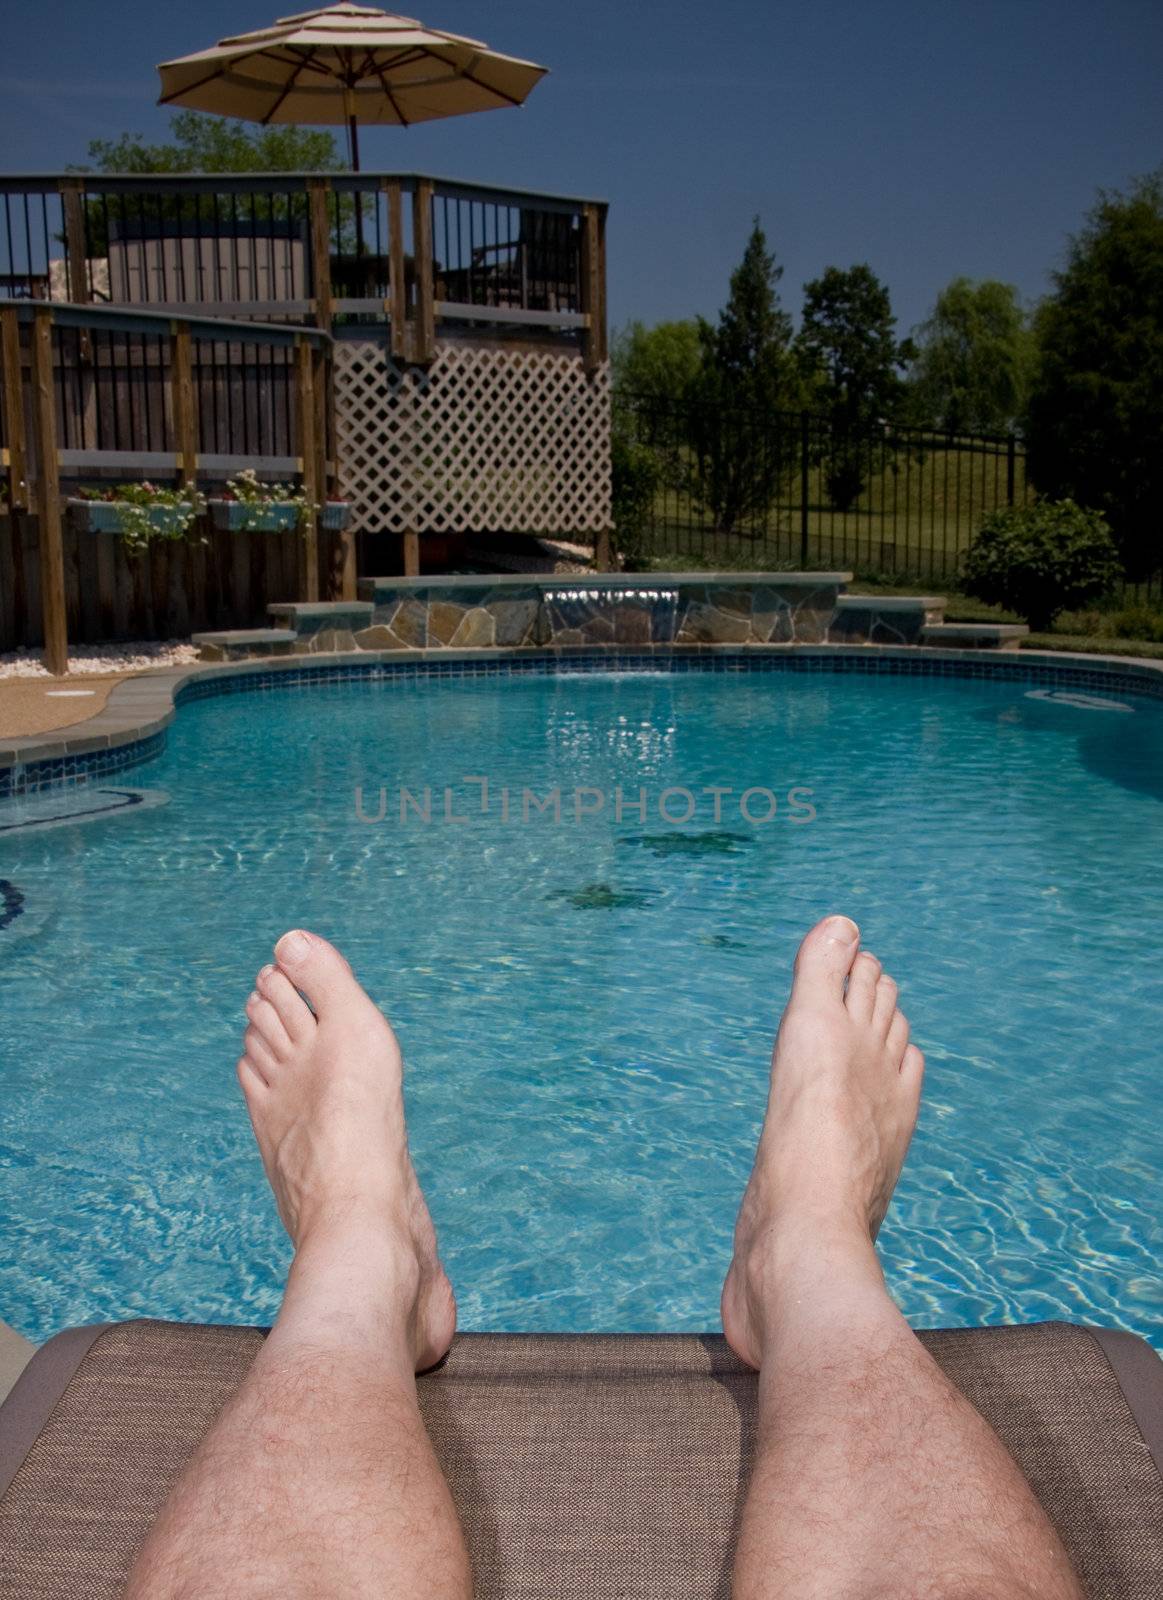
xmin=2 ymin=665 xmax=1162 ymax=1348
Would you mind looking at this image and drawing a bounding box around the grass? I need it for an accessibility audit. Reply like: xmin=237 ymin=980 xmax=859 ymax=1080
xmin=852 ymin=584 xmax=1163 ymax=657
xmin=633 ymin=445 xmax=1029 ymax=575
xmin=1021 ymin=633 xmax=1163 ymax=660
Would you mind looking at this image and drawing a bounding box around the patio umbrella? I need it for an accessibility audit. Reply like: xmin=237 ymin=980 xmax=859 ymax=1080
xmin=156 ymin=3 xmax=549 ymax=169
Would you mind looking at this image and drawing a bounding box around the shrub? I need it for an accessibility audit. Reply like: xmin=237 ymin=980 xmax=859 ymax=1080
xmin=1104 ymin=604 xmax=1163 ymax=643
xmin=961 ymin=500 xmax=1121 ymax=630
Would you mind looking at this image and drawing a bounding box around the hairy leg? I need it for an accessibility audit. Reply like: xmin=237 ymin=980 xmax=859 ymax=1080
xmin=722 ymin=917 xmax=1083 ymax=1600
xmin=125 ymin=930 xmax=471 ymax=1600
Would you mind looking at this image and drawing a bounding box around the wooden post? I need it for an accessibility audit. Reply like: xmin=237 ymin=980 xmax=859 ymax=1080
xmin=0 ymin=307 xmax=29 ymax=511
xmin=313 ymin=341 xmax=330 ymax=497
xmin=58 ymin=179 xmax=91 ymax=306
xmin=30 ymin=308 xmax=67 ymax=675
xmin=580 ymin=204 xmax=603 ymax=375
xmin=595 ymin=204 xmax=609 ymax=365
xmin=384 ymin=178 xmax=408 ymax=361
xmin=307 ymin=179 xmax=334 ymax=334
xmin=295 ymin=336 xmax=320 ymax=603
xmin=402 ymin=527 xmax=420 ymax=577
xmin=59 ymin=180 xmax=95 ymax=428
xmin=170 ymin=322 xmax=197 ymax=489
xmin=412 ymin=179 xmax=435 ymax=364
xmin=317 ymin=338 xmax=354 ymax=600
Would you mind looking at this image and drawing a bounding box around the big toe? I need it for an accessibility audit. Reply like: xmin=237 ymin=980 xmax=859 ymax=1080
xmin=790 ymin=914 xmax=860 ymax=1007
xmin=275 ymin=928 xmax=358 ymax=1016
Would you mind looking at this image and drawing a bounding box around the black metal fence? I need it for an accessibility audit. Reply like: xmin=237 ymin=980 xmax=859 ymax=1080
xmin=613 ymin=394 xmax=1033 ymax=582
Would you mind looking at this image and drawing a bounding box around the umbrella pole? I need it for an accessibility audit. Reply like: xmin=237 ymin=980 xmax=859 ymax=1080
xmin=346 ymin=110 xmax=366 ymax=263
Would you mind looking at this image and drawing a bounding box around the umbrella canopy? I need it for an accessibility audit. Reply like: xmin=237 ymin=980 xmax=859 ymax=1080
xmin=157 ymin=3 xmax=548 ymax=166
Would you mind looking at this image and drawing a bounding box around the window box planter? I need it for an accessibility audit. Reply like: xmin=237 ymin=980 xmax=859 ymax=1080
xmin=208 ymin=499 xmax=303 ymax=533
xmin=66 ymin=497 xmax=198 ymax=537
xmin=320 ymin=501 xmax=353 ymax=532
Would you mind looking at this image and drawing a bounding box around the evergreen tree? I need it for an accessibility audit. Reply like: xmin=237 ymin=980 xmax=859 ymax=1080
xmin=690 ymin=219 xmax=798 ymax=533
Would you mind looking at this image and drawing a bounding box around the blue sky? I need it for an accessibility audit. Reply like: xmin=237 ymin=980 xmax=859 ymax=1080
xmin=2 ymin=0 xmax=1161 ymax=337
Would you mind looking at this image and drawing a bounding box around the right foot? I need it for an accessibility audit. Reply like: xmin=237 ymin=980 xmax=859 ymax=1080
xmin=238 ymin=929 xmax=456 ymax=1373
xmin=721 ymin=915 xmax=924 ymax=1369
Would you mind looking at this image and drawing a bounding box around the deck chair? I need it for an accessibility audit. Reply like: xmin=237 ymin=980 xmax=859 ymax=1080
xmin=1 ymin=1319 xmax=1161 ymax=1598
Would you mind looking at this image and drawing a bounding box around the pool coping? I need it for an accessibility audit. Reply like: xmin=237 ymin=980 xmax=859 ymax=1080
xmin=3 ymin=642 xmax=1162 ymax=794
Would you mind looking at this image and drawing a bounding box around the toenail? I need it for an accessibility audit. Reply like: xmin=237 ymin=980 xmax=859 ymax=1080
xmin=247 ymin=991 xmax=260 ymax=1008
xmin=822 ymin=915 xmax=858 ymax=946
xmin=258 ymin=965 xmax=275 ymax=981
xmin=277 ymin=930 xmax=311 ymax=963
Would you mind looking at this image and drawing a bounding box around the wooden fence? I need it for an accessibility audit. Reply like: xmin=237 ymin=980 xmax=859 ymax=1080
xmin=0 ymin=301 xmax=336 ymax=670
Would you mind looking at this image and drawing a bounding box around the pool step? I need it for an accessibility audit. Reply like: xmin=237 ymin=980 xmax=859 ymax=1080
xmin=920 ymin=623 xmax=1029 ymax=651
xmin=192 ymin=628 xmax=298 ymax=663
xmin=267 ymin=601 xmax=375 ymax=653
xmin=830 ymin=595 xmax=946 ymax=645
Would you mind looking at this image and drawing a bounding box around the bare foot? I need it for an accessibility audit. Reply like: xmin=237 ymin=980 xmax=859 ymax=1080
xmin=238 ymin=928 xmax=456 ymax=1373
xmin=721 ymin=915 xmax=924 ymax=1370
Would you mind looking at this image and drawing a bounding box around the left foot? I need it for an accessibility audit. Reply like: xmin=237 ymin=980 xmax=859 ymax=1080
xmin=238 ymin=929 xmax=456 ymax=1372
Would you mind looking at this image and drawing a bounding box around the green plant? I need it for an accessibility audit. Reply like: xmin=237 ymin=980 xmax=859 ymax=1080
xmin=689 ymin=219 xmax=801 ymax=533
xmin=219 ymin=470 xmax=315 ymax=531
xmin=610 ymin=433 xmax=660 ymax=570
xmin=1103 ymin=604 xmax=1163 ymax=643
xmin=76 ymin=482 xmax=205 ymax=554
xmin=961 ymin=500 xmax=1121 ymax=630
xmin=906 ymin=277 xmax=1033 ymax=434
xmin=796 ymin=262 xmax=912 ymax=510
xmin=1025 ymin=170 xmax=1163 ymax=577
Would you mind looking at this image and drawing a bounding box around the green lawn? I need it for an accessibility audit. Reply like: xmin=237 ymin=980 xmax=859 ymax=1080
xmin=631 ymin=447 xmax=1030 ymax=581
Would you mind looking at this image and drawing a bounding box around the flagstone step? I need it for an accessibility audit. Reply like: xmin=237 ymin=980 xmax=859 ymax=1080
xmin=191 ymin=628 xmax=298 ymax=663
xmin=920 ymin=623 xmax=1029 ymax=651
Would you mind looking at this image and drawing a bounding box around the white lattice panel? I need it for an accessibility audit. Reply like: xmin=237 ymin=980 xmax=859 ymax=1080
xmin=333 ymin=341 xmax=612 ymax=536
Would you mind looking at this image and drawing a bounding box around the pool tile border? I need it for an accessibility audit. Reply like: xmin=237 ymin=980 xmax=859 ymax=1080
xmin=3 ymin=644 xmax=1162 ymax=799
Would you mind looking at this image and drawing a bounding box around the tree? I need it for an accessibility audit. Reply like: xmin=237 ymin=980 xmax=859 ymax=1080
xmin=611 ymin=319 xmax=702 ymax=478
xmin=76 ymin=112 xmax=352 ymax=259
xmin=689 ymin=219 xmax=800 ymax=534
xmin=796 ymin=263 xmax=912 ymax=510
xmin=610 ymin=433 xmax=660 ymax=570
xmin=1025 ymin=171 xmax=1163 ymax=578
xmin=83 ymin=112 xmax=343 ymax=174
xmin=611 ymin=318 xmax=702 ymax=403
xmin=907 ymin=277 xmax=1033 ymax=434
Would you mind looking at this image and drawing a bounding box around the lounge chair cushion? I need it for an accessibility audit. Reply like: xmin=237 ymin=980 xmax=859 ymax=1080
xmin=1 ymin=1319 xmax=1161 ymax=1598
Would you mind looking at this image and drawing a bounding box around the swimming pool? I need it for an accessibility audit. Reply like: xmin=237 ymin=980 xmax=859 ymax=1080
xmin=2 ymin=661 xmax=1162 ymax=1347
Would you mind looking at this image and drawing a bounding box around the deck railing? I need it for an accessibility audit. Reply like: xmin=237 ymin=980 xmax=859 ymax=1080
xmin=0 ymin=300 xmax=335 ymax=672
xmin=0 ymin=172 xmax=608 ymax=366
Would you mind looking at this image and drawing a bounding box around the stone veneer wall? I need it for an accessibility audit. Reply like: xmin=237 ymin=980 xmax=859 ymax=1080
xmin=258 ymin=577 xmax=977 ymax=657
xmin=348 ymin=577 xmax=851 ymax=653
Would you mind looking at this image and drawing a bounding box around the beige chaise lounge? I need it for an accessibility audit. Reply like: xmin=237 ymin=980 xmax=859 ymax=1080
xmin=1 ymin=1319 xmax=1162 ymax=1598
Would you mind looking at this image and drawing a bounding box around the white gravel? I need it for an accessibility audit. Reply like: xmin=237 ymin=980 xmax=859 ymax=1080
xmin=0 ymin=641 xmax=200 ymax=680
